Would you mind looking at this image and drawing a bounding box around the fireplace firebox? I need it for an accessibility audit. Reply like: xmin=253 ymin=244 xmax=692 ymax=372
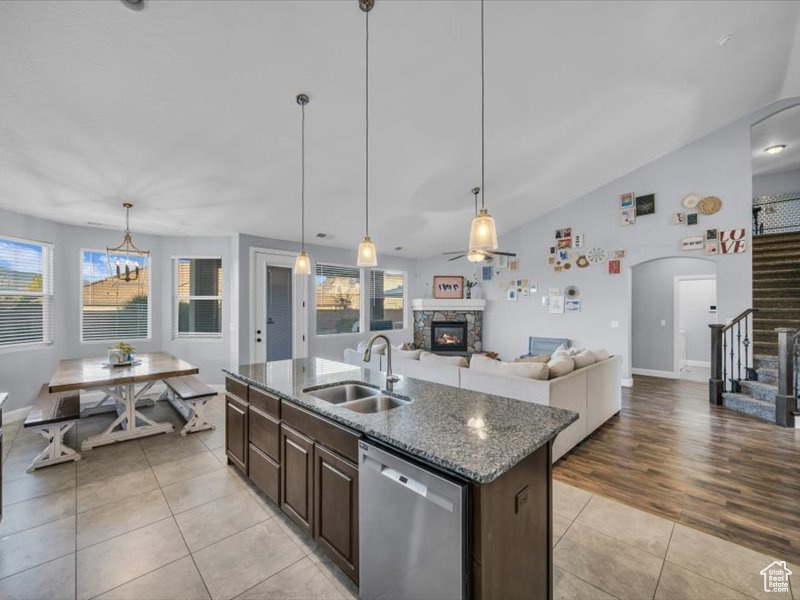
xmin=431 ymin=321 xmax=468 ymax=353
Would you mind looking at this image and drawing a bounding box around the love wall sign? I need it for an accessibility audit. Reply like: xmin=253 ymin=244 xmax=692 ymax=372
xmin=719 ymin=229 xmax=747 ymax=254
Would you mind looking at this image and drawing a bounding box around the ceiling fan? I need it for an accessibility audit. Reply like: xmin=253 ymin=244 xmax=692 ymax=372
xmin=442 ymin=188 xmax=517 ymax=262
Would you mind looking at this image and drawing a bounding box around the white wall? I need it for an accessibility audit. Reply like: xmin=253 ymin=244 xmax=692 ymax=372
xmin=237 ymin=234 xmax=418 ymax=366
xmin=0 ymin=208 xmax=236 ymax=413
xmin=415 ymin=98 xmax=800 ymax=380
xmin=677 ymin=277 xmax=717 ymax=365
xmin=752 ymin=166 xmax=800 ymax=197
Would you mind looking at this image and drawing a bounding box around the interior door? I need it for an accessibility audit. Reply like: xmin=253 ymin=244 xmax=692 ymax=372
xmin=253 ymin=250 xmax=308 ymax=363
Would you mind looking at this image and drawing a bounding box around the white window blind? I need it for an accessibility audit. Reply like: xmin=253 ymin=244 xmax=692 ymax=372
xmin=0 ymin=236 xmax=53 ymax=349
xmin=174 ymin=257 xmax=222 ymax=339
xmin=315 ymin=264 xmax=361 ymax=335
xmin=81 ymin=249 xmax=150 ymax=342
xmin=369 ymin=269 xmax=405 ymax=331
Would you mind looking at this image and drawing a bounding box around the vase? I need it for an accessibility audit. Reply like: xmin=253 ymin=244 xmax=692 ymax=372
xmin=466 ymin=288 xmax=472 ymax=299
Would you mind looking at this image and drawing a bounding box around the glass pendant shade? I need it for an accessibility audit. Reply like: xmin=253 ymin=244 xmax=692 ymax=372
xmin=294 ymin=250 xmax=311 ymax=275
xmin=468 ymin=208 xmax=498 ymax=251
xmin=357 ymin=235 xmax=378 ymax=267
xmin=467 ymin=250 xmax=486 ymax=263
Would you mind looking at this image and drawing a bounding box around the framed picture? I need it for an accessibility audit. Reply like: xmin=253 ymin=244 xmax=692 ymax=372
xmin=566 ymin=299 xmax=581 ymax=312
xmin=682 ymin=236 xmax=704 ymax=251
xmin=620 ymin=208 xmax=636 ymax=226
xmin=608 ymin=259 xmax=621 ymax=274
xmin=573 ymin=233 xmax=584 ymax=248
xmin=673 ymin=212 xmax=686 ymax=225
xmin=705 ymin=228 xmax=718 ymax=241
xmin=497 ymin=255 xmax=509 ymax=269
xmin=481 ymin=265 xmax=493 ymax=281
xmin=720 ymin=228 xmax=746 ymax=254
xmin=557 ymin=237 xmax=572 ymax=249
xmin=705 ymin=242 xmax=719 ymax=255
xmin=555 ymin=227 xmax=572 ymax=239
xmin=509 ymin=259 xmax=519 ymax=271
xmin=620 ymin=192 xmax=635 ymax=209
xmin=687 ymin=213 xmax=698 ymax=225
xmin=433 ymin=276 xmax=464 ymax=299
xmin=635 ymin=193 xmax=655 ymax=216
xmin=507 ymin=288 xmax=517 ymax=301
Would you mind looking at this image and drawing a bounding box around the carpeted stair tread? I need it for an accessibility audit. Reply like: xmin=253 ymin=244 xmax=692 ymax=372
xmin=738 ymin=380 xmax=778 ymax=403
xmin=756 ymin=367 xmax=778 ymax=385
xmin=722 ymin=392 xmax=775 ymax=423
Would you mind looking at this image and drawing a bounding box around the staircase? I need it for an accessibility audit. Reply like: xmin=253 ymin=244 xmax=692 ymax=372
xmin=719 ymin=231 xmax=800 ymax=424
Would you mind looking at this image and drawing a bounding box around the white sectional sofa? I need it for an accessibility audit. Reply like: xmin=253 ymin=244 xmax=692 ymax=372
xmin=343 ymin=348 xmax=622 ymax=461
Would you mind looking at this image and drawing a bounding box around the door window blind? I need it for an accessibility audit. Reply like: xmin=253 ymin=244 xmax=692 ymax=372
xmin=0 ymin=236 xmax=53 ymax=349
xmin=174 ymin=257 xmax=222 ymax=339
xmin=81 ymin=249 xmax=150 ymax=342
xmin=315 ymin=264 xmax=361 ymax=335
xmin=369 ymin=270 xmax=405 ymax=331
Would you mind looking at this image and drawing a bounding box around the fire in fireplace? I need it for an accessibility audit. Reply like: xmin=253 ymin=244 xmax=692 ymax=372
xmin=431 ymin=321 xmax=468 ymax=352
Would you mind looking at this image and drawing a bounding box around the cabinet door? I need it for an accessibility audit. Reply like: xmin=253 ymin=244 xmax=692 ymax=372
xmin=314 ymin=444 xmax=359 ymax=583
xmin=225 ymin=394 xmax=248 ymax=472
xmin=280 ymin=425 xmax=314 ymax=535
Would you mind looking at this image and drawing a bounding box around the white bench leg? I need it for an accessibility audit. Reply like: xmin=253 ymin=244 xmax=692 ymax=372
xmin=27 ymin=422 xmax=81 ymax=473
xmin=164 ymin=392 xmax=215 ymax=436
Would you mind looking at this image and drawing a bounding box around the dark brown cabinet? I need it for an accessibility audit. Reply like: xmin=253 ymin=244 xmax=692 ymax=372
xmin=225 ymin=394 xmax=248 ymax=472
xmin=314 ymin=443 xmax=359 ymax=582
xmin=280 ymin=424 xmax=315 ymax=536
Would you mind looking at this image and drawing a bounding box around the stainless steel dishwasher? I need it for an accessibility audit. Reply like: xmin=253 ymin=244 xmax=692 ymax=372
xmin=359 ymin=440 xmax=468 ymax=600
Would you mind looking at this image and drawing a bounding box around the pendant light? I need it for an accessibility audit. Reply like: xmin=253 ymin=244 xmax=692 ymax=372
xmin=294 ymin=93 xmax=311 ymax=275
xmin=356 ymin=0 xmax=378 ymax=267
xmin=467 ymin=188 xmax=487 ymax=262
xmin=468 ymin=0 xmax=499 ymax=253
xmin=106 ymin=202 xmax=149 ymax=282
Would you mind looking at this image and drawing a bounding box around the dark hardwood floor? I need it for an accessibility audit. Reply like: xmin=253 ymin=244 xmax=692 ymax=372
xmin=554 ymin=375 xmax=800 ymax=563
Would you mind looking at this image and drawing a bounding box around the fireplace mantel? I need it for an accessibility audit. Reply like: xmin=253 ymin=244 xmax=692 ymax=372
xmin=411 ymin=298 xmax=486 ymax=312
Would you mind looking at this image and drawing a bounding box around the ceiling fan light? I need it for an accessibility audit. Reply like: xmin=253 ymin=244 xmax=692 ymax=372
xmin=357 ymin=235 xmax=378 ymax=267
xmin=468 ymin=208 xmax=498 ymax=251
xmin=467 ymin=250 xmax=486 ymax=263
xmin=764 ymin=144 xmax=786 ymax=155
xmin=294 ymin=250 xmax=311 ymax=275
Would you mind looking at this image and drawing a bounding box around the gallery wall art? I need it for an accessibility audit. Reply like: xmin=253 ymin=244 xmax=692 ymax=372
xmin=720 ymin=228 xmax=747 ymax=254
xmin=433 ymin=275 xmax=464 ymax=299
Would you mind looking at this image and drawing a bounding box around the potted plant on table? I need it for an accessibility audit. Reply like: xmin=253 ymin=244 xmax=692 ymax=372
xmin=108 ymin=342 xmax=136 ymax=365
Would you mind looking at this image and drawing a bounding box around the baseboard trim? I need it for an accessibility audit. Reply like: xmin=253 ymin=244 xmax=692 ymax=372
xmin=685 ymin=360 xmax=711 ymax=368
xmin=621 ymin=378 xmax=633 ymax=387
xmin=631 ymin=368 xmax=678 ymax=379
xmin=3 ymin=405 xmax=32 ymax=423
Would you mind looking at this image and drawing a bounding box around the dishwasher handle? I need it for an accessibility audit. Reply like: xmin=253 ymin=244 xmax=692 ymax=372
xmin=364 ymin=453 xmax=455 ymax=512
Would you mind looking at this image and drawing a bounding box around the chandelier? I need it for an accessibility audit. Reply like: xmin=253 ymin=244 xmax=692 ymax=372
xmin=106 ymin=202 xmax=149 ymax=282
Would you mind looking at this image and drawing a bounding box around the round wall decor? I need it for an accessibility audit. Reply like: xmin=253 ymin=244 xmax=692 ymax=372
xmin=565 ymin=285 xmax=579 ymax=298
xmin=576 ymin=255 xmax=590 ymax=268
xmin=587 ymin=247 xmax=607 ymax=264
xmin=681 ymin=193 xmax=701 ymax=209
xmin=697 ymin=195 xmax=722 ymax=215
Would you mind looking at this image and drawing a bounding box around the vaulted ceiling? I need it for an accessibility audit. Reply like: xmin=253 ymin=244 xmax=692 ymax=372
xmin=1 ymin=0 xmax=799 ymax=257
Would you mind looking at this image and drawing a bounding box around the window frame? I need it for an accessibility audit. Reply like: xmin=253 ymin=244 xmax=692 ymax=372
xmin=79 ymin=247 xmax=152 ymax=344
xmin=314 ymin=262 xmax=365 ymax=337
xmin=368 ymin=268 xmax=408 ymax=332
xmin=172 ymin=255 xmax=223 ymax=341
xmin=0 ymin=234 xmax=54 ymax=353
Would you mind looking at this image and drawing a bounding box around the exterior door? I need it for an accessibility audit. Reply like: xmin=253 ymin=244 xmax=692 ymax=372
xmin=252 ymin=250 xmax=308 ymax=363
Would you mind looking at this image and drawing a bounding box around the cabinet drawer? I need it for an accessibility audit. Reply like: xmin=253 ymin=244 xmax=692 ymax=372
xmin=249 ymin=406 xmax=280 ymax=462
xmin=249 ymin=444 xmax=280 ymax=505
xmin=225 ymin=377 xmax=248 ymax=401
xmin=250 ymin=387 xmax=280 ymax=419
xmin=281 ymin=401 xmax=360 ymax=463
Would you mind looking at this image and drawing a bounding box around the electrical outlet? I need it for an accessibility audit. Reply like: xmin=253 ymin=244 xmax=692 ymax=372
xmin=610 ymin=321 xmax=619 ymax=328
xmin=660 ymin=319 xmax=667 ymax=327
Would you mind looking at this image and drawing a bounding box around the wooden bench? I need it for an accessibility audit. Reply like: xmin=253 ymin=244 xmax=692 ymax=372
xmin=24 ymin=384 xmax=82 ymax=472
xmin=160 ymin=375 xmax=217 ymax=436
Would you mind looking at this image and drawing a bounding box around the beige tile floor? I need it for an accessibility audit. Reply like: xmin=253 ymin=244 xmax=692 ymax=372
xmin=0 ymin=395 xmax=796 ymax=600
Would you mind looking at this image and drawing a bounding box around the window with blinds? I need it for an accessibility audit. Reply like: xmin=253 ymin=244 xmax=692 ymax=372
xmin=174 ymin=257 xmax=222 ymax=339
xmin=0 ymin=236 xmax=54 ymax=349
xmin=369 ymin=269 xmax=405 ymax=331
xmin=81 ymin=249 xmax=150 ymax=342
xmin=315 ymin=264 xmax=361 ymax=335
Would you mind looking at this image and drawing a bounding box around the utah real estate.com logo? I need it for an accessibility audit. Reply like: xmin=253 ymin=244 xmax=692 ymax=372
xmin=761 ymin=561 xmax=792 ymax=594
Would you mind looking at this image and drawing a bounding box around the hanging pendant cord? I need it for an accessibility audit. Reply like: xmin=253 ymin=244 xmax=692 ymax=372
xmin=480 ymin=0 xmax=486 ymax=211
xmin=365 ymin=8 xmax=370 ymax=237
xmin=301 ymin=100 xmax=306 ymax=252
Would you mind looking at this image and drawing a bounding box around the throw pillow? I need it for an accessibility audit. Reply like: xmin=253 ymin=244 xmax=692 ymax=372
xmin=572 ymin=350 xmax=596 ymax=369
xmin=593 ymin=349 xmax=610 ymax=361
xmin=551 ymin=343 xmax=572 ymax=360
xmin=514 ymin=354 xmax=550 ymax=363
xmin=547 ymin=357 xmax=575 ymax=379
xmin=357 ymin=340 xmax=387 ymax=355
xmin=471 ymin=354 xmax=549 ymax=380
xmin=419 ymin=351 xmax=468 ymax=368
xmin=395 ymin=348 xmax=422 ymax=360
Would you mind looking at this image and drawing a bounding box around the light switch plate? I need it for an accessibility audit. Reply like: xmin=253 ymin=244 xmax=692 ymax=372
xmin=660 ymin=320 xmax=667 ymax=326
xmin=611 ymin=321 xmax=619 ymax=328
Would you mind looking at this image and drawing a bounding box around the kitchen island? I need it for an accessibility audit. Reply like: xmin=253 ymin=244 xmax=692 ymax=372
xmin=223 ymin=358 xmax=577 ymax=600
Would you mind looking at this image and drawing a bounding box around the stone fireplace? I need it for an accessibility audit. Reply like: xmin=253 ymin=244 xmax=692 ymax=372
xmin=412 ymin=299 xmax=485 ymax=354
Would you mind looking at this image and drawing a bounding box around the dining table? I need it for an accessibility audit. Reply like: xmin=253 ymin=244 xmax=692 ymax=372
xmin=49 ymin=351 xmax=198 ymax=451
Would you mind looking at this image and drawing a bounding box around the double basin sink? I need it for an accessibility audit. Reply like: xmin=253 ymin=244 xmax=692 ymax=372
xmin=303 ymin=383 xmax=411 ymax=414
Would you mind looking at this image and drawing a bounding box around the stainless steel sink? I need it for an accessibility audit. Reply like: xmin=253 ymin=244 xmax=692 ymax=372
xmin=340 ymin=395 xmax=411 ymax=414
xmin=304 ymin=383 xmax=381 ymax=405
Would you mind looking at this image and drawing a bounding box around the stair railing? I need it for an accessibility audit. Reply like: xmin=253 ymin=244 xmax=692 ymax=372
xmin=775 ymin=328 xmax=799 ymax=427
xmin=709 ymin=308 xmax=758 ymax=406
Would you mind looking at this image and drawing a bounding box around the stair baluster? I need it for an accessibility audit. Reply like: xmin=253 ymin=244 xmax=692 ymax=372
xmin=709 ymin=309 xmax=758 ymax=405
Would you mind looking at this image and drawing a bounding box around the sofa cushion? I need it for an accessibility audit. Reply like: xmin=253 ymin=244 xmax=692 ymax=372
xmin=395 ymin=348 xmax=422 ymax=360
xmin=514 ymin=354 xmax=550 ymax=364
xmin=593 ymin=349 xmax=610 ymax=361
xmin=357 ymin=340 xmax=386 ymax=354
xmin=551 ymin=344 xmax=572 ymax=360
xmin=572 ymin=350 xmax=596 ymax=369
xmin=471 ymin=354 xmax=549 ymax=380
xmin=548 ymin=357 xmax=575 ymax=379
xmin=419 ymin=351 xmax=468 ymax=368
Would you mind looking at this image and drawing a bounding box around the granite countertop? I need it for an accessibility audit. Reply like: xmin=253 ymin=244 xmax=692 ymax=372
xmin=224 ymin=358 xmax=578 ymax=483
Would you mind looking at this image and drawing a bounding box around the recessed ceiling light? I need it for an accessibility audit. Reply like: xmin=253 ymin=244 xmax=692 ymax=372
xmin=717 ymin=33 xmax=734 ymax=47
xmin=315 ymin=233 xmax=328 ymax=238
xmin=394 ymin=246 xmax=403 ymax=251
xmin=764 ymin=144 xmax=786 ymax=155
xmin=120 ymin=0 xmax=145 ymax=11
